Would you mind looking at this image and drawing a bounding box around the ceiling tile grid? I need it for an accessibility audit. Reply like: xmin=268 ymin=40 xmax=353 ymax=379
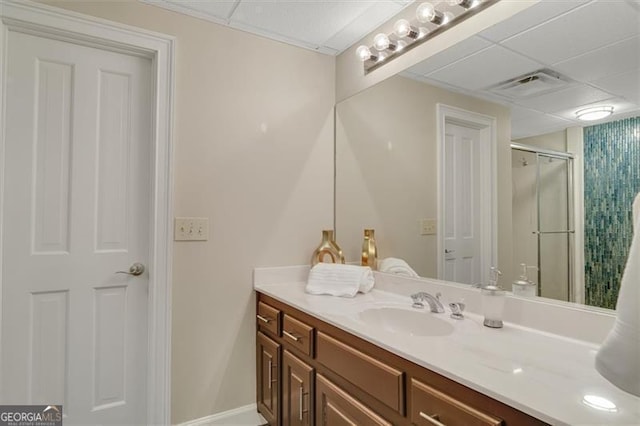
xmin=143 ymin=0 xmax=640 ymax=139
xmin=142 ymin=0 xmax=411 ymax=54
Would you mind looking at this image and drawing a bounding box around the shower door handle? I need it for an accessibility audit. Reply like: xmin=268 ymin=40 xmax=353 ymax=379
xmin=532 ymin=230 xmax=575 ymax=234
xmin=444 ymin=249 xmax=455 ymax=253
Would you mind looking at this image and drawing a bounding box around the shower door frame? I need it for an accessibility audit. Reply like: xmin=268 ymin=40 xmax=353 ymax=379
xmin=511 ymin=142 xmax=576 ymax=302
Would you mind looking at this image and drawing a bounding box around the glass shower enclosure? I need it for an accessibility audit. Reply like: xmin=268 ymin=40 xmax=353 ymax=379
xmin=511 ymin=143 xmax=575 ymax=302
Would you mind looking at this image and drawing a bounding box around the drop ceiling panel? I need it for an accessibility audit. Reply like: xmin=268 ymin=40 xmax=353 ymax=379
xmin=323 ymin=2 xmax=408 ymax=52
xmin=502 ymin=0 xmax=640 ymax=66
xmin=478 ymin=0 xmax=588 ymax=43
xmin=511 ymin=113 xmax=574 ymax=140
xmin=591 ymin=70 xmax=640 ymax=103
xmin=553 ymin=36 xmax=640 ymax=83
xmin=406 ymin=36 xmax=492 ymax=77
xmin=426 ymin=45 xmax=542 ymax=91
xmin=231 ymin=1 xmax=386 ymax=47
xmin=168 ymin=0 xmax=238 ymax=19
xmin=513 ymin=85 xmax=615 ymax=113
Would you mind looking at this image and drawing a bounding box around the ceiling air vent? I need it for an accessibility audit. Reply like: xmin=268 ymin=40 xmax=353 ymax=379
xmin=489 ymin=70 xmax=568 ymax=98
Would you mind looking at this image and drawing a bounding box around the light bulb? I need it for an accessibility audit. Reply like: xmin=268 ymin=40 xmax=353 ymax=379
xmin=356 ymin=45 xmax=373 ymax=61
xmin=393 ymin=19 xmax=411 ymax=38
xmin=373 ymin=33 xmax=391 ymax=51
xmin=416 ymin=2 xmax=436 ymax=22
xmin=416 ymin=2 xmax=445 ymax=25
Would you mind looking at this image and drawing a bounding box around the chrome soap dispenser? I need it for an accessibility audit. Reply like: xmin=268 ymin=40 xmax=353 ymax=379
xmin=512 ymin=263 xmax=537 ymax=297
xmin=481 ymin=267 xmax=506 ymax=328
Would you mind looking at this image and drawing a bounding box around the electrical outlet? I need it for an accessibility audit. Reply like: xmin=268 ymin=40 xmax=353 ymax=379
xmin=420 ymin=218 xmax=437 ymax=235
xmin=174 ymin=217 xmax=209 ymax=241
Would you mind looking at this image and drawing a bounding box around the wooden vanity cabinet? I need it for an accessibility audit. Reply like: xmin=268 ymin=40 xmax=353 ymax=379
xmin=256 ymin=293 xmax=547 ymax=426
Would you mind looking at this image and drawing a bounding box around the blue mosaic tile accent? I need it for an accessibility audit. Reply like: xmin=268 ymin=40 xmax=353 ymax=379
xmin=584 ymin=117 xmax=640 ymax=309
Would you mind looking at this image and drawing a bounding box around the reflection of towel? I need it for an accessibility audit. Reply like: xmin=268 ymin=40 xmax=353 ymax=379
xmin=378 ymin=257 xmax=419 ymax=278
xmin=595 ymin=193 xmax=640 ymax=396
xmin=305 ymin=263 xmax=375 ymax=297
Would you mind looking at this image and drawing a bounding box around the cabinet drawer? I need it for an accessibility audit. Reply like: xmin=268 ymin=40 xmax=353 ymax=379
xmin=282 ymin=314 xmax=315 ymax=357
xmin=411 ymin=378 xmax=503 ymax=426
xmin=316 ymin=374 xmax=391 ymax=426
xmin=257 ymin=301 xmax=281 ymax=336
xmin=316 ymin=331 xmax=404 ymax=414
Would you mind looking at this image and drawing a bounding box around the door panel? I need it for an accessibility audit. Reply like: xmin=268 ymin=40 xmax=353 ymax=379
xmin=443 ymin=123 xmax=482 ymax=285
xmin=1 ymin=31 xmax=152 ymax=424
xmin=257 ymin=332 xmax=280 ymax=425
xmin=283 ymin=350 xmax=314 ymax=426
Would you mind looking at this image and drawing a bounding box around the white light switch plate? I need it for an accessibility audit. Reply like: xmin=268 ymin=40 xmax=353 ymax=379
xmin=421 ymin=218 xmax=437 ymax=235
xmin=174 ymin=217 xmax=209 ymax=241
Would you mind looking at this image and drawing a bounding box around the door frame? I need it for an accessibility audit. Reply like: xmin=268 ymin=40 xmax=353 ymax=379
xmin=436 ymin=104 xmax=497 ymax=284
xmin=0 ymin=1 xmax=175 ymax=423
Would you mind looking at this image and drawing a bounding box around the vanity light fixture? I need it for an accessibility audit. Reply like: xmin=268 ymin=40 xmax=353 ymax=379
xmin=575 ymin=106 xmax=614 ymax=121
xmin=355 ymin=0 xmax=498 ymax=72
xmin=582 ymin=395 xmax=618 ymax=413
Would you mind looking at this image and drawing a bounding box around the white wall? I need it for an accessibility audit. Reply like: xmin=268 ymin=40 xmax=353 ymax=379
xmin=336 ymin=75 xmax=512 ymax=280
xmin=38 ymin=1 xmax=335 ymax=423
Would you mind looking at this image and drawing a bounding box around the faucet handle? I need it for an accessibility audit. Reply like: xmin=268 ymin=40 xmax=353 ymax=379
xmin=449 ymin=301 xmax=465 ymax=320
xmin=489 ymin=267 xmax=503 ymax=286
xmin=410 ymin=293 xmax=424 ymax=309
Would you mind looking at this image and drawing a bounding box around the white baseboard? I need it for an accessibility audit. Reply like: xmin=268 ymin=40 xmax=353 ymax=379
xmin=177 ymin=404 xmax=267 ymax=426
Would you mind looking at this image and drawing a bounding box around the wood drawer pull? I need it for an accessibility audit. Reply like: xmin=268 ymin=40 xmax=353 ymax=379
xmin=257 ymin=314 xmax=271 ymax=323
xmin=283 ymin=330 xmax=300 ymax=342
xmin=419 ymin=411 xmax=446 ymax=426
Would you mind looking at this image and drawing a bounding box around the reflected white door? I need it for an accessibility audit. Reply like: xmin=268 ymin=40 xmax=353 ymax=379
xmin=442 ymin=122 xmax=482 ymax=284
xmin=1 ymin=31 xmax=152 ymax=424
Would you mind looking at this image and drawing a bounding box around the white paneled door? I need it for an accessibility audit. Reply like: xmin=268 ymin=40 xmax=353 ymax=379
xmin=1 ymin=30 xmax=152 ymax=424
xmin=443 ymin=122 xmax=482 ymax=285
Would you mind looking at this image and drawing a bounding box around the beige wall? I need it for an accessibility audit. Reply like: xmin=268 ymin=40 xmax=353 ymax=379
xmin=515 ymin=129 xmax=568 ymax=152
xmin=38 ymin=1 xmax=335 ymax=423
xmin=336 ymin=75 xmax=513 ymax=281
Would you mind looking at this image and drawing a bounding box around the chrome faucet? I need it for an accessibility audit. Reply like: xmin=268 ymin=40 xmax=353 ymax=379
xmin=410 ymin=292 xmax=445 ymax=313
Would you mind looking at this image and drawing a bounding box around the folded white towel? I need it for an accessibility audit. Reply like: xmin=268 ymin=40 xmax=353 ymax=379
xmin=378 ymin=257 xmax=419 ymax=278
xmin=595 ymin=193 xmax=640 ymax=397
xmin=305 ymin=263 xmax=375 ymax=297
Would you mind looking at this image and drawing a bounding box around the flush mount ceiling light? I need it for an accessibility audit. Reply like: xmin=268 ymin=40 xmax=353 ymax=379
xmin=355 ymin=0 xmax=498 ymax=73
xmin=575 ymin=106 xmax=614 ymax=121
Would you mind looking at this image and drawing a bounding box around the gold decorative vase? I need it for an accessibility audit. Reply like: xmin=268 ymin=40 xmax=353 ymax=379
xmin=311 ymin=230 xmax=345 ymax=266
xmin=361 ymin=228 xmax=377 ymax=269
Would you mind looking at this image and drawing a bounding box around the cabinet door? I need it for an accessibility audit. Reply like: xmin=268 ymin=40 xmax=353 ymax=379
xmin=316 ymin=374 xmax=391 ymax=426
xmin=257 ymin=332 xmax=280 ymax=425
xmin=282 ymin=350 xmax=314 ymax=426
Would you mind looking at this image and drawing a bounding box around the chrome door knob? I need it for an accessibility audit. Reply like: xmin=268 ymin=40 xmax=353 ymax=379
xmin=116 ymin=262 xmax=145 ymax=276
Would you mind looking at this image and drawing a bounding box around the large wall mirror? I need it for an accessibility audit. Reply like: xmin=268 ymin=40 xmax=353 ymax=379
xmin=335 ymin=0 xmax=640 ymax=310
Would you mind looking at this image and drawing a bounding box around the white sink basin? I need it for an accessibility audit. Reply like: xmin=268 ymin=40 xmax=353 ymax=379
xmin=358 ymin=307 xmax=454 ymax=337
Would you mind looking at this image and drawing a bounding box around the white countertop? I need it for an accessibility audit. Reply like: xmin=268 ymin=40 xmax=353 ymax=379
xmin=255 ymin=279 xmax=640 ymax=426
